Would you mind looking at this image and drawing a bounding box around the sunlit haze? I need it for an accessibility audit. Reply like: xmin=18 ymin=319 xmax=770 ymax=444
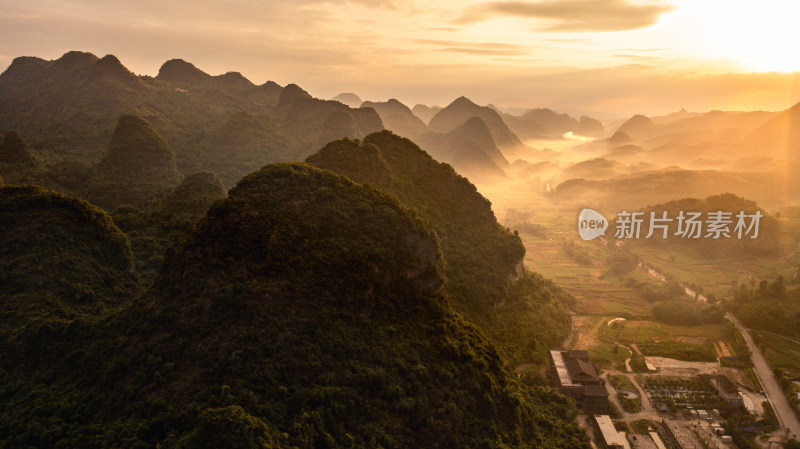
xmin=1 ymin=0 xmax=800 ymax=115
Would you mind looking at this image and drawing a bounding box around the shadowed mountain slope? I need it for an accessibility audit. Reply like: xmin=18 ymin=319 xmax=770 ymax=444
xmin=0 ymin=163 xmax=587 ymax=449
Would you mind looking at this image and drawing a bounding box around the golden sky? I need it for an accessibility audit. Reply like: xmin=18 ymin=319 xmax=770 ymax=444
xmin=1 ymin=0 xmax=799 ymax=116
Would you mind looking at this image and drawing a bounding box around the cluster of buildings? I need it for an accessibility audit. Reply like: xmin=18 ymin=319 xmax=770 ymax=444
xmin=551 ymin=348 xmax=746 ymax=449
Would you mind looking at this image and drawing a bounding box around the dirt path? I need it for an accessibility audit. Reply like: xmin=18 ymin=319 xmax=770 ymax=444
xmin=570 ymin=315 xmax=607 ymax=350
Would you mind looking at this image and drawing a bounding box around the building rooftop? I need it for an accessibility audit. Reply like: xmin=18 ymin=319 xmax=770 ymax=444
xmin=551 ymin=350 xmax=575 ymax=386
xmin=585 ymin=385 xmax=610 ymax=397
xmin=566 ymin=357 xmax=600 ymax=383
xmin=595 ymin=415 xmax=625 ymax=448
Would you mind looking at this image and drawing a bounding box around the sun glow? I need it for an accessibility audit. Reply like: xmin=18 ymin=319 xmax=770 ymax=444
xmin=705 ymin=0 xmax=800 ymax=73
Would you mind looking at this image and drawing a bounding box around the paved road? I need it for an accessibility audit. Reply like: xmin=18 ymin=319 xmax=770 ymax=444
xmin=727 ymin=312 xmax=800 ymax=439
xmin=639 ymin=264 xmax=800 ymax=438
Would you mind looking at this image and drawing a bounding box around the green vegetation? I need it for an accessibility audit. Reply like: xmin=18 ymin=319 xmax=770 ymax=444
xmin=752 ymin=332 xmax=800 ymax=377
xmin=761 ymin=401 xmax=779 ymax=427
xmin=0 ymin=185 xmax=139 ymax=334
xmin=599 ymin=320 xmax=721 ymax=362
xmin=0 ymin=163 xmax=589 ymax=448
xmin=605 ymin=250 xmax=638 ymax=277
xmin=106 ymin=170 xmax=228 ymax=285
xmin=729 ymin=275 xmax=800 ymax=340
xmin=608 ymin=375 xmax=641 ymax=413
xmin=563 ymin=239 xmax=592 ymax=265
xmin=651 ymin=299 xmax=724 ymax=325
xmin=630 ymin=419 xmax=656 ymax=434
xmin=0 ymin=131 xmax=43 ymax=185
xmin=723 ymin=412 xmax=762 ymax=449
xmin=588 ymin=342 xmax=631 ymax=371
xmin=85 ymin=114 xmax=182 ymax=210
xmin=744 ymin=368 xmax=763 ymax=392
xmin=307 ymin=132 xmax=574 ymax=366
xmin=630 ymin=351 xmax=649 ymax=373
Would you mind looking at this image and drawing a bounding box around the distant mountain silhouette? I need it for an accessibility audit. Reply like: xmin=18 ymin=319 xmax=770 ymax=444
xmin=157 ymin=59 xmax=256 ymax=92
xmin=317 ymin=110 xmax=360 ymax=147
xmin=0 ymin=51 xmax=383 ymax=188
xmin=86 ymin=114 xmax=181 ymax=209
xmin=361 ymin=99 xmax=428 ymax=138
xmin=751 ymin=100 xmax=800 ymax=152
xmin=522 ymin=109 xmax=579 ymax=136
xmin=411 ymin=104 xmax=442 ymax=124
xmin=607 ymin=130 xmax=633 ymax=147
xmin=429 ymin=96 xmax=525 ymax=152
xmin=617 ymin=114 xmax=657 ymax=138
xmin=497 ymin=107 xmax=604 ymax=139
xmin=331 ymin=92 xmax=363 ymax=108
xmin=416 ymin=116 xmax=508 ymax=182
xmin=577 ymin=116 xmax=605 ymax=136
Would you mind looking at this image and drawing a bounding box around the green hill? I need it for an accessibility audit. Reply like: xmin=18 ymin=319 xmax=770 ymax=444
xmin=308 ymin=131 xmax=575 ymax=366
xmin=111 ymin=170 xmax=228 ymax=286
xmin=85 ymin=114 xmax=182 ymax=209
xmin=0 ymin=185 xmax=139 ymax=334
xmin=147 ymin=170 xmax=227 ymax=230
xmin=0 ymin=163 xmax=587 ymax=449
xmin=0 ymin=131 xmax=43 ymax=185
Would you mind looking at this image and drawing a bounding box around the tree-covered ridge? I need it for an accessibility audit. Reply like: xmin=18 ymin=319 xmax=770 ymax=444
xmin=0 ymin=185 xmax=139 ymax=334
xmin=111 ymin=169 xmax=229 ymax=285
xmin=0 ymin=163 xmax=588 ymax=449
xmin=85 ymin=114 xmax=182 ymax=209
xmin=0 ymin=51 xmax=383 ymax=188
xmin=728 ymin=275 xmax=800 ymax=340
xmin=146 ymin=170 xmax=227 ymax=230
xmin=307 ymin=131 xmax=575 ymax=367
xmin=0 ymin=131 xmax=43 ymax=185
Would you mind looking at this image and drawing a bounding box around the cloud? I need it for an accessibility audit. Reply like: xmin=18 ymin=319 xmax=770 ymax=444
xmin=613 ymin=54 xmax=663 ymax=62
xmin=412 ymin=39 xmax=533 ymax=56
xmin=457 ymin=0 xmax=674 ymax=32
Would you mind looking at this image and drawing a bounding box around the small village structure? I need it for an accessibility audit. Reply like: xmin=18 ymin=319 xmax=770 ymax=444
xmin=711 ymin=374 xmax=744 ymax=411
xmin=658 ymin=419 xmax=700 ymax=449
xmin=549 ymin=349 xmax=610 ymax=414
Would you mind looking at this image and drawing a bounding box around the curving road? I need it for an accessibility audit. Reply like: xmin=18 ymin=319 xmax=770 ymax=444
xmin=727 ymin=313 xmax=800 ymax=439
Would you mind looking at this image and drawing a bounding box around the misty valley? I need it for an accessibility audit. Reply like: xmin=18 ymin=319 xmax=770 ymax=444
xmin=2 ymin=51 xmax=800 ymax=449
